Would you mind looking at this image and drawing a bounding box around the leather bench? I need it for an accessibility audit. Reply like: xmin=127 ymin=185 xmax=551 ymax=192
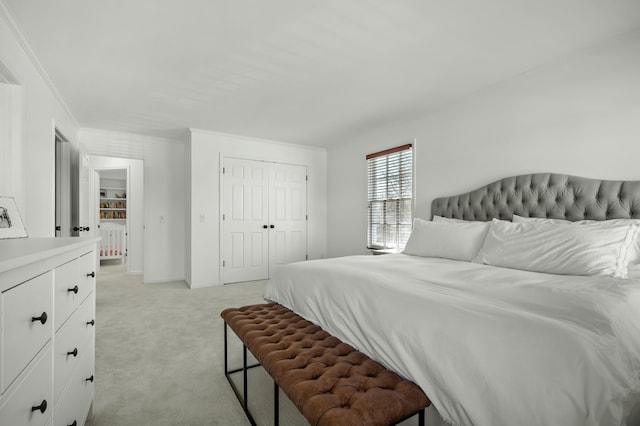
xmin=221 ymin=302 xmax=430 ymax=426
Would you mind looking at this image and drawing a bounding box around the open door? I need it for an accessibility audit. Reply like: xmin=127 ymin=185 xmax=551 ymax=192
xmin=77 ymin=151 xmax=99 ymax=239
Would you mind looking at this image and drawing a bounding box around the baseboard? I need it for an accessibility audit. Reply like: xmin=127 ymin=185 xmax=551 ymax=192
xmin=187 ymin=280 xmax=222 ymax=289
xmin=143 ymin=276 xmax=185 ymax=284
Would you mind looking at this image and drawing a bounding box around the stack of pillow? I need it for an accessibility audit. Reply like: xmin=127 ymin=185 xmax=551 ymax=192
xmin=402 ymin=214 xmax=640 ymax=278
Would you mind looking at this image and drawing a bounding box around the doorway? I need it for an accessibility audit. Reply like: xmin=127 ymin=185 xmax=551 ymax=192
xmin=84 ymin=155 xmax=144 ymax=277
xmin=221 ymin=157 xmax=307 ymax=283
xmin=97 ymin=169 xmax=128 ymax=265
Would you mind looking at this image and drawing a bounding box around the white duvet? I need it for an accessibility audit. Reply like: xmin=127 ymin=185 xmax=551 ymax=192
xmin=264 ymin=254 xmax=640 ymax=426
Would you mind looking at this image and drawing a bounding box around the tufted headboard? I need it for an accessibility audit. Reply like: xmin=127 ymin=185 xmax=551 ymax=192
xmin=431 ymin=173 xmax=640 ymax=222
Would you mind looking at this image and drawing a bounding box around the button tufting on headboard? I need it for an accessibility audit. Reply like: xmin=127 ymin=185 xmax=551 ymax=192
xmin=431 ymin=173 xmax=640 ymax=221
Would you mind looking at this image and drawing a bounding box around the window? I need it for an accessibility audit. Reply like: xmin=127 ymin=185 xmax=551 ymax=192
xmin=367 ymin=143 xmax=413 ymax=250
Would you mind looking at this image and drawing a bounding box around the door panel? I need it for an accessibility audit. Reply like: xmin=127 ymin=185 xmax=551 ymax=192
xmin=222 ymin=158 xmax=269 ymax=283
xmin=269 ymin=163 xmax=307 ymax=268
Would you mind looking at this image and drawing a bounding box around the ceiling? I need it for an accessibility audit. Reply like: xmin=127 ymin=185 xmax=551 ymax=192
xmin=4 ymin=0 xmax=640 ymax=146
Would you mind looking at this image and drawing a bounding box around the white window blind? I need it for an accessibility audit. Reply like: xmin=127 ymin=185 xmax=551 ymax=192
xmin=367 ymin=143 xmax=413 ymax=250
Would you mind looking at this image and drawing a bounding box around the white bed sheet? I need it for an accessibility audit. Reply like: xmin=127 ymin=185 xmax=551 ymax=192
xmin=264 ymin=254 xmax=640 ymax=426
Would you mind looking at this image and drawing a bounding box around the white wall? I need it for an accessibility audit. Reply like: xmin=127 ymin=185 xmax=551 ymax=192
xmin=80 ymin=128 xmax=186 ymax=283
xmin=0 ymin=4 xmax=78 ymax=236
xmin=186 ymin=129 xmax=327 ymax=288
xmin=327 ymin=30 xmax=640 ymax=258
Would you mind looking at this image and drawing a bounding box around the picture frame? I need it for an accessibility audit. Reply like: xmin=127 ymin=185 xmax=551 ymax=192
xmin=0 ymin=196 xmax=28 ymax=239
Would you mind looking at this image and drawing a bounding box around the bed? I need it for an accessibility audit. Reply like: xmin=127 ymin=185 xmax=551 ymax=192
xmin=264 ymin=173 xmax=640 ymax=426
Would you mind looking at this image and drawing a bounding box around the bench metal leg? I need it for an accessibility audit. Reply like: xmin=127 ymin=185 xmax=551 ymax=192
xmin=419 ymin=408 xmax=425 ymax=426
xmin=223 ymin=322 xmax=260 ymax=426
xmin=274 ymin=381 xmax=280 ymax=426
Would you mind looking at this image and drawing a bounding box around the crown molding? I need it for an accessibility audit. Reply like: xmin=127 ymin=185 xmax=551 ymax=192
xmin=0 ymin=0 xmax=79 ymax=128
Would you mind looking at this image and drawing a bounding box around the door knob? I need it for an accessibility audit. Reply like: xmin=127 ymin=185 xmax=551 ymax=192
xmin=263 ymin=225 xmax=268 ymax=229
xmin=31 ymin=312 xmax=48 ymax=325
xmin=270 ymin=224 xmax=275 ymax=229
xmin=31 ymin=400 xmax=47 ymax=414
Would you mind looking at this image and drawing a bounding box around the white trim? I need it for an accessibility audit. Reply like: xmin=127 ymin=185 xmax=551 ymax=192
xmin=188 ymin=280 xmax=221 ymax=289
xmin=0 ymin=0 xmax=79 ymax=128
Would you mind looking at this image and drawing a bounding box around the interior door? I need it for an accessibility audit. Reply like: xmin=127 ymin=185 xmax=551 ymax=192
xmin=88 ymin=169 xmax=99 ymax=238
xmin=222 ymin=158 xmax=269 ymax=283
xmin=269 ymin=163 xmax=307 ymax=267
xmin=78 ymin=152 xmax=99 ymax=238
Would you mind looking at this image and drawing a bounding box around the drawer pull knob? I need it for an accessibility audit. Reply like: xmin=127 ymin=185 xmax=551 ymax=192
xmin=87 ymin=271 xmax=95 ymax=278
xmin=67 ymin=348 xmax=78 ymax=357
xmin=31 ymin=400 xmax=47 ymax=414
xmin=68 ymin=285 xmax=79 ymax=294
xmin=68 ymin=421 xmax=77 ymax=426
xmin=31 ymin=312 xmax=48 ymax=325
xmin=87 ymin=319 xmax=95 ymax=326
xmin=86 ymin=375 xmax=94 ymax=382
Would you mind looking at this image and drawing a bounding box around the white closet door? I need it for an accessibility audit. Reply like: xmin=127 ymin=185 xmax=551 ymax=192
xmin=222 ymin=158 xmax=269 ymax=283
xmin=269 ymin=163 xmax=307 ymax=267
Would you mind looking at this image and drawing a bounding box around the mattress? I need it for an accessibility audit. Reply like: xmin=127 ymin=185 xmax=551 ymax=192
xmin=264 ymin=254 xmax=640 ymax=426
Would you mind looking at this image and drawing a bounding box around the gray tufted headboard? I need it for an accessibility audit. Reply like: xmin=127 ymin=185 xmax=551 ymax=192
xmin=431 ymin=173 xmax=640 ymax=222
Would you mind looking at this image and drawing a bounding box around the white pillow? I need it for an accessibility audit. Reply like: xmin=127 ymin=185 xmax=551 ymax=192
xmin=473 ymin=219 xmax=639 ymax=277
xmin=403 ymin=217 xmax=490 ymax=261
xmin=512 ymin=214 xmax=640 ymax=265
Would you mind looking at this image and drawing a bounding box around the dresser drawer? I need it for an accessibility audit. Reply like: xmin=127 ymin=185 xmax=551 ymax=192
xmin=54 ymin=252 xmax=95 ymax=331
xmin=54 ymin=260 xmax=79 ymax=331
xmin=1 ymin=271 xmax=53 ymax=392
xmin=0 ymin=345 xmax=53 ymax=426
xmin=53 ymin=312 xmax=91 ymax=401
xmin=75 ymin=252 xmax=96 ymax=305
xmin=77 ymin=292 xmax=96 ymax=346
xmin=54 ymin=343 xmax=94 ymax=426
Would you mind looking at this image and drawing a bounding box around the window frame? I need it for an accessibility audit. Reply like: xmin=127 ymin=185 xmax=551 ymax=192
xmin=366 ymin=141 xmax=414 ymax=251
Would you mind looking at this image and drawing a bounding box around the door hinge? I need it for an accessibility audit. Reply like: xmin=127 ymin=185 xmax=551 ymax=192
xmin=223 ymin=260 xmax=226 ymax=267
xmin=306 ymin=175 xmax=308 ymax=181
xmin=305 ymin=254 xmax=308 ymax=260
xmin=222 ymin=167 xmax=225 ymax=174
xmin=306 ymin=214 xmax=308 ymax=221
xmin=222 ymin=214 xmax=225 ymax=220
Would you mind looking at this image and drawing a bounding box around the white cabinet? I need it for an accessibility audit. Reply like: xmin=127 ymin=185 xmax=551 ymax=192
xmin=0 ymin=237 xmax=98 ymax=426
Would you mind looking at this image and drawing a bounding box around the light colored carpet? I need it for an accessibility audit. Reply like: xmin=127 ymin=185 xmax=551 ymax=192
xmin=86 ymin=264 xmax=428 ymax=426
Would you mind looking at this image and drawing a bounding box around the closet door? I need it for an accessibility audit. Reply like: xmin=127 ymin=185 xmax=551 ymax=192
xmin=269 ymin=163 xmax=307 ymax=267
xmin=222 ymin=158 xmax=269 ymax=283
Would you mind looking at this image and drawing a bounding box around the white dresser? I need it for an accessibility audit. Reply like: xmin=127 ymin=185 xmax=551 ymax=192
xmin=0 ymin=237 xmax=99 ymax=426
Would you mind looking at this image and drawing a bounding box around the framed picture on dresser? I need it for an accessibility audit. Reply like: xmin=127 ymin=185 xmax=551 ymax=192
xmin=0 ymin=196 xmax=27 ymax=239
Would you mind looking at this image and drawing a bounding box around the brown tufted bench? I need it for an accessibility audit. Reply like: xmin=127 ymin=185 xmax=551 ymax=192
xmin=221 ymin=303 xmax=430 ymax=426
